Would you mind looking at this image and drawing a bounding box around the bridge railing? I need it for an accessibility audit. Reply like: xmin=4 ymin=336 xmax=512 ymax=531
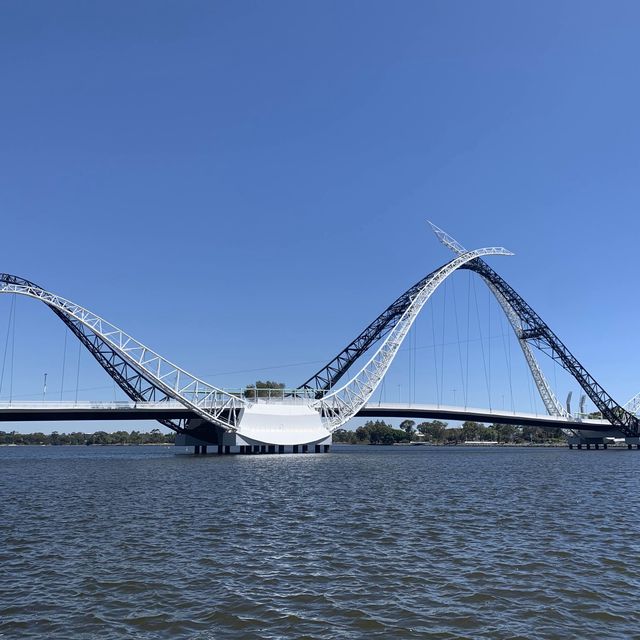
xmin=0 ymin=401 xmax=190 ymax=409
xmin=224 ymin=388 xmax=319 ymax=404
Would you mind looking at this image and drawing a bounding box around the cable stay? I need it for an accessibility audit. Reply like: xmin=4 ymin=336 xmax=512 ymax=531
xmin=428 ymin=223 xmax=639 ymax=437
xmin=312 ymin=247 xmax=513 ymax=430
xmin=0 ymin=274 xmax=247 ymax=432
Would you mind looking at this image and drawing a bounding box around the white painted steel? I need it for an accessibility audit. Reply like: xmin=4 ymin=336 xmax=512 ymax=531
xmin=623 ymin=392 xmax=640 ymax=416
xmin=313 ymin=246 xmax=513 ymax=430
xmin=428 ymin=222 xmax=569 ymax=420
xmin=0 ymin=282 xmax=247 ymax=431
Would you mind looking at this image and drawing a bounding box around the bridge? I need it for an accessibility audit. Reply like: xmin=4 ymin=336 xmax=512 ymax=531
xmin=0 ymin=399 xmax=615 ymax=430
xmin=1 ymin=223 xmax=638 ymax=453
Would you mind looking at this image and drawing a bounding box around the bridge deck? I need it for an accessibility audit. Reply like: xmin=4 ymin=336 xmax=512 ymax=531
xmin=0 ymin=401 xmax=614 ymax=431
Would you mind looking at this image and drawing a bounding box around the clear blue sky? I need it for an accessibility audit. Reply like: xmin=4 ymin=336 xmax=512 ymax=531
xmin=1 ymin=1 xmax=639 ymax=431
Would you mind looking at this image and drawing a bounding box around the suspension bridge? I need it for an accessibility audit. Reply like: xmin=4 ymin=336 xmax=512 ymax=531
xmin=1 ymin=224 xmax=638 ymax=453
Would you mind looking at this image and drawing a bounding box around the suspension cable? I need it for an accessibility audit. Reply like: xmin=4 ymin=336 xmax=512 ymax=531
xmin=465 ymin=270 xmax=471 ymax=408
xmin=451 ymin=273 xmax=467 ymax=407
xmin=487 ymin=279 xmax=491 ymax=405
xmin=0 ymin=295 xmax=15 ymax=399
xmin=472 ymin=276 xmax=491 ymax=410
xmin=412 ymin=321 xmax=417 ymax=405
xmin=498 ymin=303 xmax=514 ymax=412
xmin=430 ymin=293 xmax=440 ymax=406
xmin=9 ymin=296 xmax=16 ymax=404
xmin=60 ymin=328 xmax=68 ymax=400
xmin=75 ymin=338 xmax=81 ymax=403
xmin=440 ymin=277 xmax=447 ymax=405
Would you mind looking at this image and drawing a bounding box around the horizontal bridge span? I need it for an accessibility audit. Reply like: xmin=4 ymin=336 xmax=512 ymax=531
xmin=0 ymin=402 xmax=196 ymax=422
xmin=356 ymin=403 xmax=615 ymax=431
xmin=0 ymin=401 xmax=616 ymax=432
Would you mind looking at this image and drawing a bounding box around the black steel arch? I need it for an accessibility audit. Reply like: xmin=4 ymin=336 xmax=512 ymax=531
xmin=459 ymin=258 xmax=639 ymax=437
xmin=0 ymin=274 xmax=186 ymax=433
xmin=298 ymin=265 xmax=443 ymax=395
xmin=299 ymin=262 xmax=639 ymax=437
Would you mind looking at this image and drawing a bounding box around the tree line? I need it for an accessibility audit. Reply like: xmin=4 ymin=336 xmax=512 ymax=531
xmin=0 ymin=429 xmax=176 ymax=446
xmin=333 ymin=419 xmax=565 ymax=445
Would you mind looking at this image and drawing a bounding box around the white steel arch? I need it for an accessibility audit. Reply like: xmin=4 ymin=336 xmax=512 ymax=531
xmin=0 ymin=281 xmax=247 ymax=431
xmin=623 ymin=392 xmax=640 ymax=416
xmin=314 ymin=246 xmax=513 ymax=430
xmin=428 ymin=222 xmax=568 ymax=419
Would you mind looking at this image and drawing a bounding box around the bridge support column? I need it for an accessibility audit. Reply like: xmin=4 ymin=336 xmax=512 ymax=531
xmin=577 ymin=444 xmax=582 ymax=450
xmin=569 ymin=443 xmax=573 ymax=450
xmin=324 ymin=444 xmax=330 ymax=453
xmin=586 ymin=444 xmax=591 ymax=450
xmin=594 ymin=443 xmax=599 ymax=450
xmin=628 ymin=444 xmax=632 ymax=450
xmin=225 ymin=445 xmax=231 ymax=454
xmin=268 ymin=445 xmax=275 ymax=454
xmin=253 ymin=445 xmax=260 ymax=454
xmin=603 ymin=443 xmax=607 ymax=450
xmin=278 ymin=445 xmax=284 ymax=454
xmin=314 ymin=444 xmax=321 ymax=453
xmin=194 ymin=445 xmax=200 ymax=455
xmin=302 ymin=444 xmax=309 ymax=453
xmin=293 ymin=445 xmax=299 ymax=453
xmin=218 ymin=444 xmax=223 ymax=455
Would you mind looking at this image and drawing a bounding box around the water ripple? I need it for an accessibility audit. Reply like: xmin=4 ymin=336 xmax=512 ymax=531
xmin=2 ymin=445 xmax=640 ymax=638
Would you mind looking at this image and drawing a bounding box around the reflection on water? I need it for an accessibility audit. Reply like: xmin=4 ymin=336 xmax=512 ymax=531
xmin=1 ymin=444 xmax=640 ymax=639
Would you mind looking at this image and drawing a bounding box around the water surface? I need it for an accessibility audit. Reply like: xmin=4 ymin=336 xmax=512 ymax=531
xmin=1 ymin=444 xmax=639 ymax=639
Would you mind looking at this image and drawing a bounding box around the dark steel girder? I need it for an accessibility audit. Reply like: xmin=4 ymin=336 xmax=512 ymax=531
xmin=0 ymin=273 xmax=186 ymax=433
xmin=298 ymin=266 xmax=443 ymax=395
xmin=297 ymin=258 xmax=637 ymax=437
xmin=459 ymin=258 xmax=639 ymax=437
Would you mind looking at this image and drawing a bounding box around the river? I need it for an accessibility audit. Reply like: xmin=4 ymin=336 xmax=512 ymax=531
xmin=1 ymin=444 xmax=639 ymax=639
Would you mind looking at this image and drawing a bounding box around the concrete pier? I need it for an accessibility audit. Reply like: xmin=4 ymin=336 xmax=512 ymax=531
xmin=177 ymin=432 xmax=332 ymax=456
xmin=567 ymin=435 xmax=640 ymax=450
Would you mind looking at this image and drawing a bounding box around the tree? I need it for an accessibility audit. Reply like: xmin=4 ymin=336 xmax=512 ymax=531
xmin=354 ymin=420 xmax=410 ymax=445
xmin=492 ymin=423 xmax=518 ymax=443
xmin=244 ymin=380 xmax=286 ymax=399
xmin=461 ymin=421 xmax=483 ymax=442
xmin=417 ymin=420 xmax=448 ymax=442
xmin=399 ymin=420 xmax=415 ymax=436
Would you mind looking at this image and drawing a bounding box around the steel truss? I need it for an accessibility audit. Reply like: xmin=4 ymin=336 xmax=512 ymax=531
xmin=428 ymin=223 xmax=567 ymax=420
xmin=451 ymin=259 xmax=639 ymax=437
xmin=298 ymin=267 xmax=441 ymax=395
xmin=313 ymin=247 xmax=513 ymax=430
xmin=0 ymin=274 xmax=246 ymax=432
xmin=624 ymin=392 xmax=640 ymax=416
xmin=300 ymin=224 xmax=635 ymax=436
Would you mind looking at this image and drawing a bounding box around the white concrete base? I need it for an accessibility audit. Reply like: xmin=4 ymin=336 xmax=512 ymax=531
xmin=236 ymin=402 xmax=329 ymax=446
xmin=175 ymin=402 xmax=332 ymax=448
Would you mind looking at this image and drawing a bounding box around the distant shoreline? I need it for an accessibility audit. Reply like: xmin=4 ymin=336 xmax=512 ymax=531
xmin=335 ymin=441 xmax=568 ymax=448
xmin=0 ymin=442 xmax=173 ymax=447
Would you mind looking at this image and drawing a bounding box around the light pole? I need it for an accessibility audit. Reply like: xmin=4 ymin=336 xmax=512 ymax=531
xmin=43 ymin=372 xmax=47 ymax=402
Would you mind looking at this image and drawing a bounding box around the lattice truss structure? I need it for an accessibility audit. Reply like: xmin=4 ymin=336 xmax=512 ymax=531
xmin=303 ymin=225 xmax=639 ymax=437
xmin=311 ymin=247 xmax=513 ymax=430
xmin=1 ymin=223 xmax=637 ymax=438
xmin=0 ymin=274 xmax=246 ymax=432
